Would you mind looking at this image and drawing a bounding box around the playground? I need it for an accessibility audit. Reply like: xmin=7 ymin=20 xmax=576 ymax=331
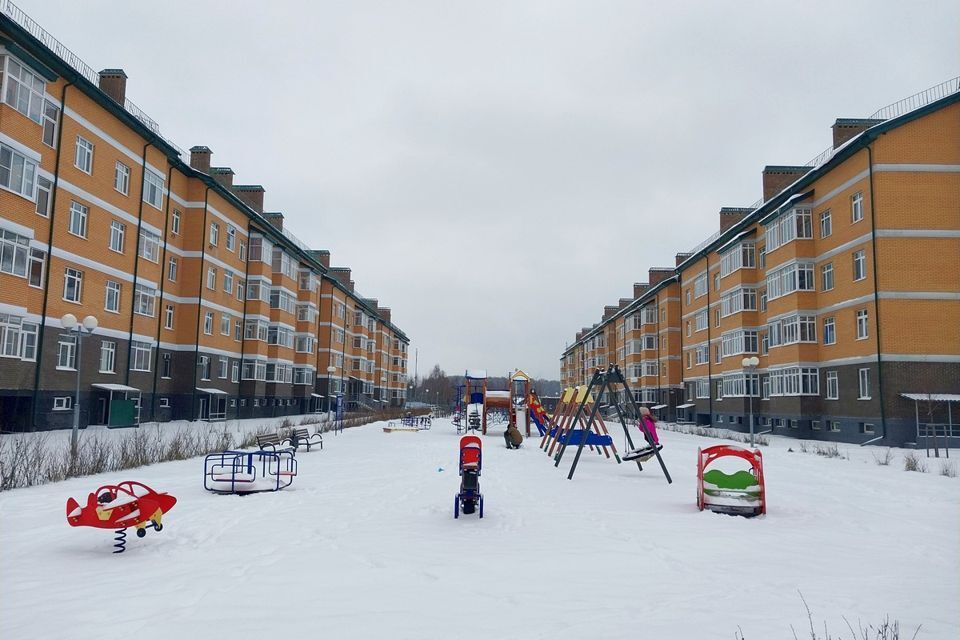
xmin=0 ymin=416 xmax=957 ymax=639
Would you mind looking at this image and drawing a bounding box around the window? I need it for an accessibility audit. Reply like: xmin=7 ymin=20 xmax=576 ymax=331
xmin=812 ymin=420 xmax=821 ymax=431
xmin=220 ymin=314 xmax=230 ymax=336
xmin=826 ymin=371 xmax=838 ymax=399
xmin=109 ymin=220 xmax=125 ymax=253
xmin=207 ymin=267 xmax=217 ymax=290
xmin=74 ymin=136 xmax=94 ymax=173
xmin=693 ymin=273 xmax=708 ymax=298
xmin=219 ymin=357 xmax=228 ymax=379
xmin=721 ymin=373 xmax=760 ymax=397
xmin=715 ymin=309 xmax=720 ymax=328
xmin=26 ymin=247 xmax=42 ymax=288
xmin=853 ymin=249 xmax=866 ymax=281
xmin=686 ymin=321 xmax=691 ymax=337
xmin=168 ymin=257 xmax=178 ymax=282
xmin=821 ymin=263 xmax=834 ymax=292
xmin=226 ymin=226 xmax=236 ymax=251
xmin=766 ymin=262 xmax=815 ymax=300
xmin=204 ymin=312 xmax=214 ymax=335
xmin=68 ymin=201 xmax=88 ymax=237
xmin=199 ymin=356 xmax=211 ymax=380
xmin=0 ymin=142 xmax=38 ymax=198
xmin=767 ymin=315 xmax=816 ymax=347
xmin=104 ymin=281 xmax=121 ymax=313
xmin=769 ymin=367 xmax=819 ymax=396
xmin=685 ymin=290 xmax=691 ymax=305
xmin=714 ymin=344 xmax=721 ymax=364
xmin=830 ymin=421 xmax=841 ymax=432
xmin=758 ymin=246 xmax=766 ymax=268
xmin=759 ymin=289 xmax=767 ymax=312
xmin=3 ymin=58 xmax=45 ymax=123
xmin=234 ymin=320 xmax=242 ymax=341
xmin=860 ymin=423 xmax=875 ymax=435
xmin=231 ymin=361 xmax=240 ymax=383
xmin=171 ymin=209 xmax=181 ymax=235
xmin=765 ymin=207 xmax=812 ymax=252
xmin=236 ymin=280 xmax=244 ymax=302
xmin=715 ymin=381 xmax=723 ymax=400
xmin=159 ymin=397 xmax=170 ymax=408
xmin=57 ymin=337 xmax=76 ymax=369
xmin=35 ymin=176 xmax=52 ymax=216
xmin=823 ymin=317 xmax=836 ymax=345
xmin=819 ymin=210 xmax=832 ymax=238
xmin=209 ymin=222 xmax=219 ymax=246
xmin=161 ymin=353 xmax=172 ymax=378
xmin=238 ymin=241 xmax=246 ymax=263
xmin=63 ymin=267 xmax=82 ymax=302
xmin=856 ymin=309 xmax=869 ymax=339
xmin=53 ymin=396 xmax=72 ymax=411
xmin=134 ymin=284 xmax=156 ymax=317
xmin=695 ymin=344 xmax=708 ymax=365
xmin=1 ymin=227 xmax=31 ymax=278
xmin=0 ymin=314 xmax=37 ymax=361
xmin=719 ymin=242 xmax=756 ymax=277
xmin=851 ymin=192 xmax=863 ymax=223
xmin=721 ymin=329 xmax=759 ymax=357
xmin=114 ymin=162 xmax=130 ymax=195
xmin=220 ymin=271 xmax=232 ymax=294
xmin=695 ymin=310 xmax=708 ymax=331
xmin=138 ymin=230 xmax=160 ymax=262
xmin=858 ymin=368 xmax=870 ymax=399
xmin=164 ymin=304 xmax=174 ymax=329
xmin=41 ymin=99 xmax=59 ymax=147
xmin=143 ymin=170 xmax=164 ymax=209
xmin=720 ymin=287 xmax=757 ymax=317
xmin=99 ymin=341 xmax=116 ymax=373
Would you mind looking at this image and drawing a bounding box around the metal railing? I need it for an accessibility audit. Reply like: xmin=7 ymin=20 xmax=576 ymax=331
xmin=870 ymin=76 xmax=960 ymax=121
xmin=0 ymin=0 xmax=183 ymax=155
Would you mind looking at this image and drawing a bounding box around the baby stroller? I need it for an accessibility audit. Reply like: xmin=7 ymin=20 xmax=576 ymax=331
xmin=454 ymin=435 xmax=484 ymax=519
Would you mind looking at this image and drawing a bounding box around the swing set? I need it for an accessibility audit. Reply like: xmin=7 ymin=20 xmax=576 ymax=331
xmin=553 ymin=365 xmax=672 ymax=483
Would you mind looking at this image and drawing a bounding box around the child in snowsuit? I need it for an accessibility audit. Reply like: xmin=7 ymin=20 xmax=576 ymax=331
xmin=624 ymin=406 xmax=662 ymax=460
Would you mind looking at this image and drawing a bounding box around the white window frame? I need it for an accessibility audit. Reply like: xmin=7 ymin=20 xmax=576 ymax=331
xmin=858 ymin=367 xmax=870 ymax=399
xmin=856 ymin=309 xmax=869 ymax=340
xmin=826 ymin=371 xmax=839 ymax=400
xmin=104 ymin=280 xmax=121 ymax=313
xmin=823 ymin=316 xmax=836 ymax=345
xmin=4 ymin=57 xmax=45 ymax=123
xmin=75 ymin=136 xmax=94 ymax=174
xmin=63 ymin=267 xmax=83 ymax=303
xmin=143 ymin=169 xmax=164 ymax=209
xmin=209 ymin=222 xmax=219 ymax=247
xmin=68 ymin=201 xmax=88 ymax=238
xmin=99 ymin=340 xmax=116 ymax=373
xmin=138 ymin=230 xmax=161 ymax=262
xmin=819 ymin=209 xmax=832 ymax=238
xmin=114 ymin=161 xmax=130 ymax=195
xmin=171 ymin=209 xmax=181 ymax=235
xmin=164 ymin=304 xmax=174 ymax=330
xmin=853 ymin=249 xmax=866 ymax=281
xmin=821 ymin=262 xmax=834 ymax=292
xmin=851 ymin=192 xmax=864 ymax=223
xmin=0 ymin=142 xmax=38 ymax=199
xmin=168 ymin=256 xmax=178 ymax=282
xmin=109 ymin=220 xmax=125 ymax=253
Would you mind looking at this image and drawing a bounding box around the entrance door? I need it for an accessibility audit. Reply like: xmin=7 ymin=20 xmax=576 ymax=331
xmin=199 ymin=396 xmax=208 ymax=421
xmin=97 ymin=397 xmax=108 ymax=425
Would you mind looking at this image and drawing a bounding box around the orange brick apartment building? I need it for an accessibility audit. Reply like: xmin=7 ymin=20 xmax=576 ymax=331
xmin=0 ymin=6 xmax=409 ymax=430
xmin=562 ymin=80 xmax=960 ymax=445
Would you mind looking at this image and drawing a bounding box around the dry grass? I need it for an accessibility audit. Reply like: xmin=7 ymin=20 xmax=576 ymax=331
xmin=903 ymin=450 xmax=928 ymax=473
xmin=939 ymin=461 xmax=956 ymax=478
xmin=872 ymin=448 xmax=894 ymax=466
xmin=660 ymin=423 xmax=770 ymax=447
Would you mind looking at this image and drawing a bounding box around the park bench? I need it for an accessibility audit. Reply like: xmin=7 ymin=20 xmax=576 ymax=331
xmin=283 ymin=427 xmax=323 ymax=452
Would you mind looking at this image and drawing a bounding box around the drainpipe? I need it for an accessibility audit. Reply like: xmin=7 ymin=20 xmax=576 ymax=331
xmin=190 ymin=187 xmax=211 ymax=419
xmin=124 ymin=142 xmax=154 ymax=385
xmin=149 ymin=162 xmax=176 ymax=421
xmin=706 ymin=256 xmax=714 ymax=424
xmin=31 ymin=80 xmax=72 ymax=431
xmin=236 ymin=219 xmax=253 ymax=419
xmin=866 ymin=144 xmax=887 ymax=441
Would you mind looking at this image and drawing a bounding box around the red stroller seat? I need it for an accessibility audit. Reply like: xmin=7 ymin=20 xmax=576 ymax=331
xmin=455 ymin=436 xmax=483 ymax=518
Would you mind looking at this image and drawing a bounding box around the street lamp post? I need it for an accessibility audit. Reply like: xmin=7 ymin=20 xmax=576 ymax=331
xmin=326 ymin=366 xmax=336 ymax=425
xmin=742 ymin=356 xmax=760 ymax=448
xmin=61 ymin=313 xmax=98 ymax=465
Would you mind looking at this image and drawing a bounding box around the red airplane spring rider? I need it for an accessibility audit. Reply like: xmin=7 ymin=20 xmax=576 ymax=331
xmin=66 ymin=481 xmax=177 ymax=553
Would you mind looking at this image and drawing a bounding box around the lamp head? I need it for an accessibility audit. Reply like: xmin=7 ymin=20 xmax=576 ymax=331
xmin=82 ymin=315 xmax=98 ymax=331
xmin=60 ymin=313 xmax=77 ymax=330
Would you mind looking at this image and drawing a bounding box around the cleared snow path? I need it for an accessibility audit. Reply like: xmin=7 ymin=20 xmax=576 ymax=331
xmin=1 ymin=419 xmax=957 ymax=639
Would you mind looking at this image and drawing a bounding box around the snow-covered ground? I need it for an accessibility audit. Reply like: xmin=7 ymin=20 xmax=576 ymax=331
xmin=1 ymin=418 xmax=957 ymax=639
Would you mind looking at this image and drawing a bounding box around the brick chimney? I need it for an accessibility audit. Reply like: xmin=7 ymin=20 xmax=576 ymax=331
xmin=378 ymin=307 xmax=392 ymax=324
xmin=832 ymin=118 xmax=884 ymax=149
xmin=98 ymin=69 xmax=127 ymax=104
xmin=618 ymin=298 xmax=631 ymax=309
xmin=576 ymin=330 xmax=583 ymax=341
xmin=633 ymin=282 xmax=649 ymax=299
xmin=720 ymin=207 xmax=752 ymax=232
xmin=232 ymin=185 xmax=265 ymax=213
xmin=210 ymin=167 xmax=234 ymax=188
xmin=762 ymin=166 xmax=810 ymax=202
xmin=603 ymin=305 xmax=618 ymax=321
xmin=330 ymin=267 xmax=351 ymax=287
xmin=263 ymin=212 xmax=284 ymax=230
xmin=309 ymin=250 xmax=331 ymax=268
xmin=675 ymin=252 xmax=693 ymax=267
xmin=348 ymin=280 xmax=356 ymax=292
xmin=649 ymin=267 xmax=673 ymax=286
xmin=189 ymin=146 xmax=212 ymax=173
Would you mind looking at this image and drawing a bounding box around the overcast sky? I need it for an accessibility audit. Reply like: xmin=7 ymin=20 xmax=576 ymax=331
xmin=17 ymin=1 xmax=959 ymax=379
